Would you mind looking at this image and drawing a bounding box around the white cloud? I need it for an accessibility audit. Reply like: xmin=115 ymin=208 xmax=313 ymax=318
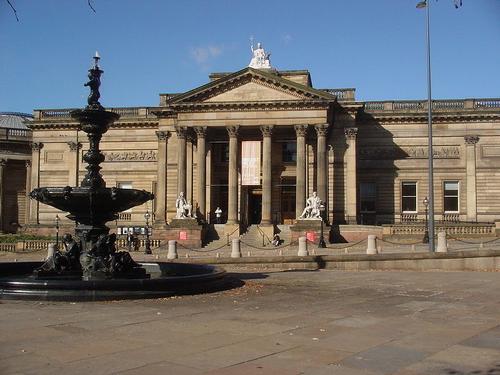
xmin=190 ymin=45 xmax=223 ymax=67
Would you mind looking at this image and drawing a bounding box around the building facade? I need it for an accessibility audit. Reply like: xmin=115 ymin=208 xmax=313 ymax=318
xmin=26 ymin=67 xmax=500 ymax=241
xmin=0 ymin=112 xmax=32 ymax=233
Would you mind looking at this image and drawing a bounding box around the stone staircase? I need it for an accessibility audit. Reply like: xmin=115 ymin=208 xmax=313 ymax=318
xmin=275 ymin=225 xmax=292 ymax=245
xmin=239 ymin=225 xmax=271 ymax=248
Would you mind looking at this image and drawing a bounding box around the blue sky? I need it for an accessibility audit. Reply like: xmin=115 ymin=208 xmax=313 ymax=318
xmin=1 ymin=0 xmax=499 ymax=113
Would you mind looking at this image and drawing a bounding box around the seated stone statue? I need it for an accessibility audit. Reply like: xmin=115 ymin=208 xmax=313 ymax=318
xmin=299 ymin=192 xmax=322 ymax=219
xmin=35 ymin=233 xmax=82 ymax=275
xmin=175 ymin=192 xmax=194 ymax=219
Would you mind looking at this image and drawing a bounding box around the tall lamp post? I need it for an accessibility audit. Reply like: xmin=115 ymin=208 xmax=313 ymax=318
xmin=144 ymin=210 xmax=151 ymax=255
xmin=318 ymin=202 xmax=326 ymax=248
xmin=55 ymin=214 xmax=60 ymax=250
xmin=417 ymin=0 xmax=435 ymax=252
xmin=423 ymin=196 xmax=429 ymax=243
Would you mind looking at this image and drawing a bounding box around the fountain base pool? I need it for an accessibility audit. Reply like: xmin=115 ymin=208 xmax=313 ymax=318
xmin=0 ymin=262 xmax=227 ymax=301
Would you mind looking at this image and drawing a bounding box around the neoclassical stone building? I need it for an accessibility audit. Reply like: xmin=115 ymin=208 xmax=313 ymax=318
xmin=26 ymin=65 xmax=500 ymax=242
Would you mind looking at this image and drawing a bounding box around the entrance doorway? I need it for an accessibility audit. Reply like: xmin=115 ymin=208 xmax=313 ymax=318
xmin=248 ymin=189 xmax=262 ymax=225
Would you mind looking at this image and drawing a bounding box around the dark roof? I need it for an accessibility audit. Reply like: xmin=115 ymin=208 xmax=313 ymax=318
xmin=0 ymin=112 xmax=33 ymax=130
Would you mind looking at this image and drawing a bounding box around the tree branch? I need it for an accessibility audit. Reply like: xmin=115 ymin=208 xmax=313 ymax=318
xmin=88 ymin=0 xmax=96 ymax=13
xmin=5 ymin=0 xmax=19 ymax=22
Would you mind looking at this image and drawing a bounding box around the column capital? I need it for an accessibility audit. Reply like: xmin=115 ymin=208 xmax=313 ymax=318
xmin=174 ymin=126 xmax=189 ymax=139
xmin=464 ymin=135 xmax=479 ymax=145
xmin=31 ymin=142 xmax=44 ymax=151
xmin=344 ymin=127 xmax=358 ymax=140
xmin=156 ymin=130 xmax=171 ymax=141
xmin=67 ymin=141 xmax=82 ymax=152
xmin=0 ymin=159 xmax=6 ymax=167
xmin=193 ymin=126 xmax=208 ymax=138
xmin=315 ymin=123 xmax=329 ymax=137
xmin=260 ymin=125 xmax=274 ymax=137
xmin=25 ymin=160 xmax=31 ymax=168
xmin=226 ymin=125 xmax=240 ymax=138
xmin=294 ymin=124 xmax=309 ymax=137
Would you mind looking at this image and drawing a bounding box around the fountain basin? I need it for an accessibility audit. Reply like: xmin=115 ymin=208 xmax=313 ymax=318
xmin=29 ymin=186 xmax=153 ymax=224
xmin=0 ymin=262 xmax=227 ymax=301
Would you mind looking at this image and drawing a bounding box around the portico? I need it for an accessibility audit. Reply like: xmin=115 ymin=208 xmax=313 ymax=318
xmin=153 ymin=68 xmax=342 ymax=237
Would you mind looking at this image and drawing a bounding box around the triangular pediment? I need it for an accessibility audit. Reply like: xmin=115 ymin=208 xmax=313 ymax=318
xmin=168 ymin=67 xmax=335 ymax=105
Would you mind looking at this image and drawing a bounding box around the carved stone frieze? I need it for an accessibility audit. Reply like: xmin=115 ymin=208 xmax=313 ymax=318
xmin=464 ymin=135 xmax=480 ymax=145
xmin=294 ymin=124 xmax=309 ymax=137
xmin=260 ymin=125 xmax=273 ymax=137
xmin=359 ymin=146 xmax=460 ymax=160
xmin=86 ymin=150 xmax=158 ymax=162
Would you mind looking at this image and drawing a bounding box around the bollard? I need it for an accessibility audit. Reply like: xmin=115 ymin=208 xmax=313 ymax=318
xmin=298 ymin=236 xmax=308 ymax=256
xmin=247 ymin=251 xmax=251 ymax=257
xmin=185 ymin=253 xmax=190 ymax=258
xmin=311 ymin=249 xmax=316 ymax=255
xmin=47 ymin=243 xmax=56 ymax=260
xmin=436 ymin=231 xmax=447 ymax=253
xmin=167 ymin=240 xmax=178 ymax=260
xmin=231 ymin=238 xmax=241 ymax=258
xmin=278 ymin=249 xmax=283 ymax=256
xmin=216 ymin=252 xmax=220 ymax=258
xmin=377 ymin=245 xmax=382 ymax=253
xmin=479 ymin=242 xmax=484 ymax=248
xmin=366 ymin=235 xmax=377 ymax=255
xmin=411 ymin=244 xmax=416 ymax=252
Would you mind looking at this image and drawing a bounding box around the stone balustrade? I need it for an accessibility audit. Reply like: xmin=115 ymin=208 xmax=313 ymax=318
xmin=365 ymin=98 xmax=500 ymax=112
xmin=34 ymin=107 xmax=158 ymax=121
xmin=320 ymin=88 xmax=356 ymax=101
xmin=386 ymin=223 xmax=495 ymax=237
xmin=0 ymin=128 xmax=31 ymax=140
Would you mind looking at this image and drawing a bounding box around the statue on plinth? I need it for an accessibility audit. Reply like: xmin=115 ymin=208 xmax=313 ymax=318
xmin=175 ymin=192 xmax=194 ymax=219
xmin=249 ymin=40 xmax=272 ymax=69
xmin=299 ymin=192 xmax=323 ymax=219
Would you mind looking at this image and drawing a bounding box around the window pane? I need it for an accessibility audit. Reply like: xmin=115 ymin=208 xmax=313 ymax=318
xmin=444 ymin=181 xmax=459 ymax=212
xmin=402 ymin=197 xmax=416 ymax=212
xmin=402 ymin=182 xmax=416 ymax=196
xmin=444 ymin=197 xmax=458 ymax=212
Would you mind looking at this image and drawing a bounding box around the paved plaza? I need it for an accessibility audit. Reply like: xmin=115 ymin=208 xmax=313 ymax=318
xmin=1 ymin=269 xmax=499 ymax=375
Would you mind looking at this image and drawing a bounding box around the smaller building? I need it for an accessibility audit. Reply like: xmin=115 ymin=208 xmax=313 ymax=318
xmin=0 ymin=112 xmax=32 ymax=233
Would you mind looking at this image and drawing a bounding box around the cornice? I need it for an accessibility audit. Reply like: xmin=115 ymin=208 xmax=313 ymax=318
xmin=359 ymin=111 xmax=500 ymax=125
xmin=167 ymin=100 xmax=332 ymax=113
xmin=29 ymin=120 xmax=158 ymax=130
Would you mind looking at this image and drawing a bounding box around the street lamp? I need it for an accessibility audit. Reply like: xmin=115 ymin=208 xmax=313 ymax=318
xmin=144 ymin=210 xmax=151 ymax=255
xmin=417 ymin=0 xmax=435 ymax=252
xmin=55 ymin=214 xmax=60 ymax=250
xmin=423 ymin=196 xmax=429 ymax=243
xmin=318 ymin=202 xmax=326 ymax=248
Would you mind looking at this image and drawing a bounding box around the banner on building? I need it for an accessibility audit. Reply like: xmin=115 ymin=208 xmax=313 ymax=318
xmin=241 ymin=141 xmax=261 ymax=185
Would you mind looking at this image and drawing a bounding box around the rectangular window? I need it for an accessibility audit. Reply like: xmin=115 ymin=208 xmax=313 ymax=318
xmin=401 ymin=182 xmax=417 ymax=212
xmin=282 ymin=142 xmax=297 ymax=163
xmin=443 ymin=181 xmax=459 ymax=212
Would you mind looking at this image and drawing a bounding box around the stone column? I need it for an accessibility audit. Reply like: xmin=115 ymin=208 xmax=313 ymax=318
xmin=194 ymin=126 xmax=207 ymax=221
xmin=226 ymin=125 xmax=239 ymax=224
xmin=155 ymin=131 xmax=171 ymax=224
xmin=260 ymin=125 xmax=273 ymax=224
xmin=345 ymin=128 xmax=358 ymax=224
xmin=465 ymin=135 xmax=479 ymax=222
xmin=24 ymin=160 xmax=31 ymax=225
xmin=315 ymin=124 xmax=329 ymax=213
xmin=67 ymin=141 xmax=81 ymax=186
xmin=295 ymin=125 xmax=308 ymax=218
xmin=29 ymin=142 xmax=43 ymax=224
xmin=175 ymin=126 xmax=188 ymax=196
xmin=0 ymin=159 xmax=6 ymax=232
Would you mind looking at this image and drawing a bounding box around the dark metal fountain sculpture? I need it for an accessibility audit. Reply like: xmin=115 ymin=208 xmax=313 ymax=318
xmin=30 ymin=53 xmax=154 ymax=280
xmin=0 ymin=54 xmax=229 ymax=301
